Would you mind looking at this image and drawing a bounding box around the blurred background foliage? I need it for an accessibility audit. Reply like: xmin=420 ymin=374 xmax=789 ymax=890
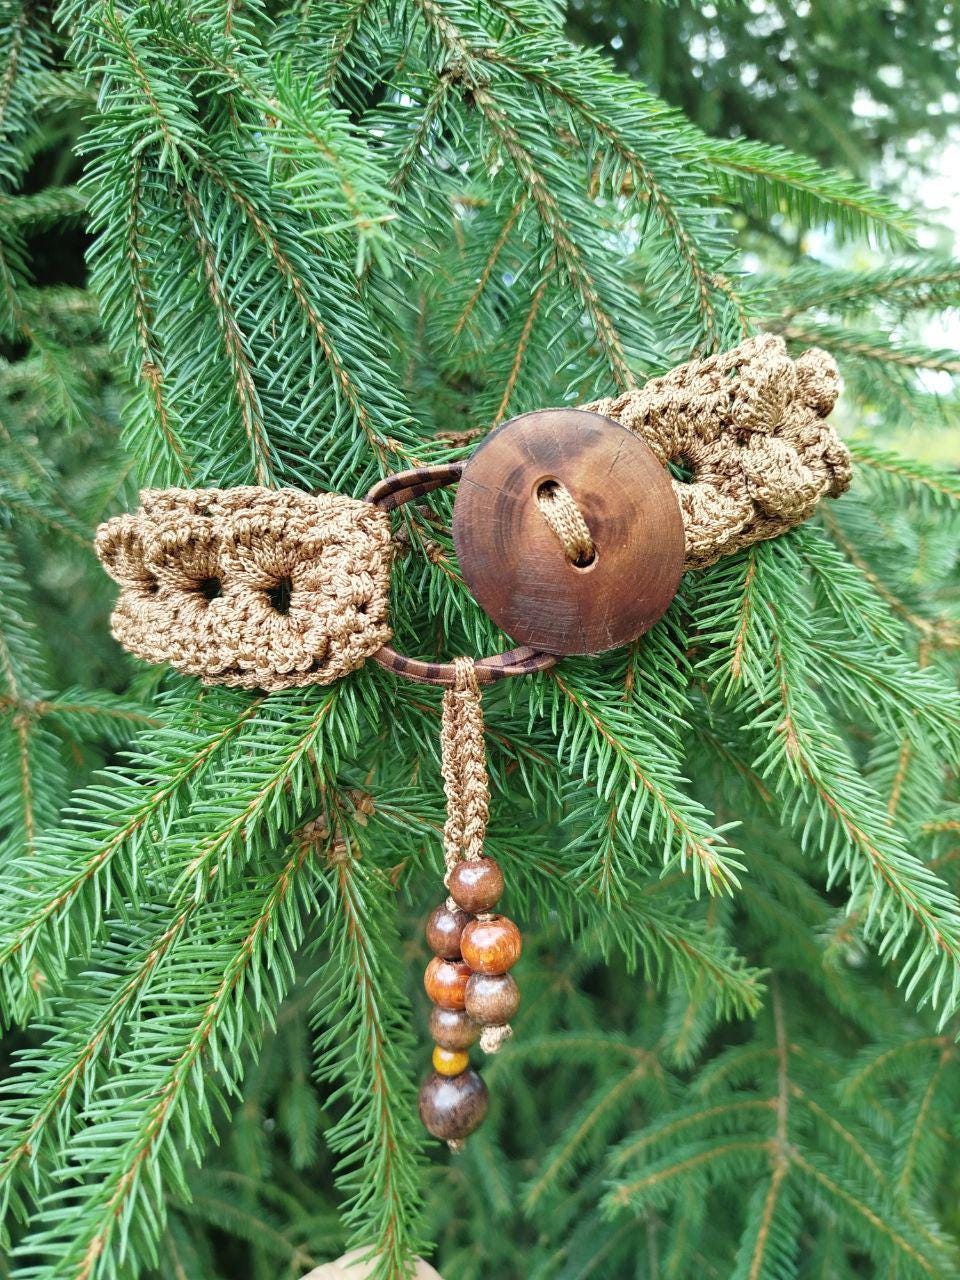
xmin=569 ymin=0 xmax=960 ymax=466
xmin=569 ymin=1 xmax=960 ymax=184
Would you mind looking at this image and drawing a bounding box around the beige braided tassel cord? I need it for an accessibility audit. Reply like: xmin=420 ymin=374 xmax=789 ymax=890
xmin=419 ymin=659 xmax=524 ymax=1146
xmin=440 ymin=657 xmax=490 ymax=875
xmin=587 ymin=333 xmax=851 ymax=570
xmin=439 ymin=660 xmax=512 ymax=1055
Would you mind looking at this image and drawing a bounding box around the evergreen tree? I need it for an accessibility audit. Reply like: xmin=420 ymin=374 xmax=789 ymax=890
xmin=0 ymin=2 xmax=959 ymax=1278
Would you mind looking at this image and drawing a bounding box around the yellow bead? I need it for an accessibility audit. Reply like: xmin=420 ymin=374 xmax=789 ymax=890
xmin=432 ymin=1045 xmax=469 ymax=1076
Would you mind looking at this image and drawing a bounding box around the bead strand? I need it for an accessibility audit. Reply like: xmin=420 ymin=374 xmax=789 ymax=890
xmin=420 ymin=659 xmax=521 ymax=1146
xmin=418 ymin=855 xmax=522 ymax=1145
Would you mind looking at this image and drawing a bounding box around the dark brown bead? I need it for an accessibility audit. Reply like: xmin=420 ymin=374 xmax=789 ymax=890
xmin=461 ymin=915 xmax=522 ymax=975
xmin=447 ymin=857 xmax=504 ymax=914
xmin=465 ymin=972 xmax=520 ymax=1025
xmin=425 ymin=903 xmax=472 ymax=960
xmin=429 ymin=1005 xmax=480 ymax=1051
xmin=418 ymin=1069 xmax=489 ymax=1141
xmin=423 ymin=956 xmax=470 ymax=1010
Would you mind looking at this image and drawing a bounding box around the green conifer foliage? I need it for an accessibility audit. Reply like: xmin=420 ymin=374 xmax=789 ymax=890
xmin=0 ymin=2 xmax=958 ymax=1278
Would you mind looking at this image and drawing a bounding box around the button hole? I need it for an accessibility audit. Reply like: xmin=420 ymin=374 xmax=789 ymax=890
xmin=535 ymin=478 xmax=596 ymax=569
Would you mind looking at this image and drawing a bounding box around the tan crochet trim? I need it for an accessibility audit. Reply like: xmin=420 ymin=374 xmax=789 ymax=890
xmin=586 ymin=333 xmax=851 ymax=570
xmin=95 ymin=487 xmax=393 ymax=691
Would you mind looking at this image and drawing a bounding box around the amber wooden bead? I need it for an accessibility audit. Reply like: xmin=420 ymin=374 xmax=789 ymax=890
xmin=425 ymin=903 xmax=472 ymax=960
xmin=418 ymin=1069 xmax=489 ymax=1141
xmin=432 ymin=1045 xmax=469 ymax=1076
xmin=429 ymin=1005 xmax=479 ymax=1051
xmin=424 ymin=956 xmax=470 ymax=1010
xmin=460 ymin=915 xmax=522 ymax=975
xmin=447 ymin=857 xmax=504 ymax=914
xmin=465 ymin=972 xmax=520 ymax=1025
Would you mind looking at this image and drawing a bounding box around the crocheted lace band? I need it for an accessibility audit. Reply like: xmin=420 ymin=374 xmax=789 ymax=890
xmin=94 ymin=334 xmax=850 ymax=691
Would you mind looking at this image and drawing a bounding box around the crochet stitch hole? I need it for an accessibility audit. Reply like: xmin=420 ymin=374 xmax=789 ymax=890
xmin=668 ymin=457 xmax=696 ymax=483
xmin=196 ymin=576 xmax=222 ymax=601
xmin=267 ymin=576 xmax=293 ymax=614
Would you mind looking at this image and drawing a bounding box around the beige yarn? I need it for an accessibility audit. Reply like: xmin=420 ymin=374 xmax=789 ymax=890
xmin=439 ymin=657 xmax=489 ymax=874
xmin=586 ymin=333 xmax=851 ymax=570
xmin=536 ymin=479 xmax=595 ymax=565
xmin=95 ymin=487 xmax=393 ymax=690
xmin=301 ymin=1252 xmax=443 ymax=1280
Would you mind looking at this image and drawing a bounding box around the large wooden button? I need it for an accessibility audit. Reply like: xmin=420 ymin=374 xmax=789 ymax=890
xmin=452 ymin=410 xmax=684 ymax=655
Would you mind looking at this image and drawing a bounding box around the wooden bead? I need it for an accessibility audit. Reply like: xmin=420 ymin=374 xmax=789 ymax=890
xmin=460 ymin=915 xmax=522 ymax=975
xmin=465 ymin=972 xmax=520 ymax=1025
xmin=429 ymin=1005 xmax=479 ymax=1051
xmin=447 ymin=857 xmax=504 ymax=914
xmin=425 ymin=903 xmax=472 ymax=960
xmin=432 ymin=1045 xmax=469 ymax=1076
xmin=423 ymin=956 xmax=470 ymax=1009
xmin=418 ymin=1069 xmax=489 ymax=1141
xmin=452 ymin=409 xmax=684 ymax=655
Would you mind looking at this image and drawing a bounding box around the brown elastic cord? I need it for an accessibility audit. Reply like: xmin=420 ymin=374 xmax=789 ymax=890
xmin=365 ymin=463 xmax=557 ymax=686
xmin=536 ymin=480 xmax=595 ymax=566
xmin=370 ymin=642 xmax=555 ymax=687
xmin=439 ymin=657 xmax=512 ymax=1055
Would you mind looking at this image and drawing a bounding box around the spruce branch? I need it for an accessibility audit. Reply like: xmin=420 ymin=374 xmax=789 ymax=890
xmin=700 ymin=137 xmax=913 ymax=246
xmin=848 ymin=443 xmax=960 ymax=512
xmin=411 ymin=0 xmax=641 ymax=387
xmin=177 ymin=182 xmax=277 ymax=487
xmin=820 ymin=508 xmax=960 ymax=651
xmin=312 ymin=802 xmax=425 ymax=1280
xmin=776 ymin=320 xmax=960 ymax=375
xmin=1 ymin=0 xmax=958 ymax=1272
xmin=546 ymin=664 xmax=745 ymax=895
xmin=705 ymin=540 xmax=960 ymax=1023
xmin=0 ymin=692 xmax=264 ymax=1015
xmin=0 ymin=541 xmax=65 ymax=857
xmin=12 ymin=837 xmax=320 ymax=1280
xmin=765 ymin=260 xmax=960 ymax=321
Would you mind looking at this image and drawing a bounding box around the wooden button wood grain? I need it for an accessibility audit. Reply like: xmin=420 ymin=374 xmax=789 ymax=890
xmin=452 ymin=409 xmax=684 ymax=655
